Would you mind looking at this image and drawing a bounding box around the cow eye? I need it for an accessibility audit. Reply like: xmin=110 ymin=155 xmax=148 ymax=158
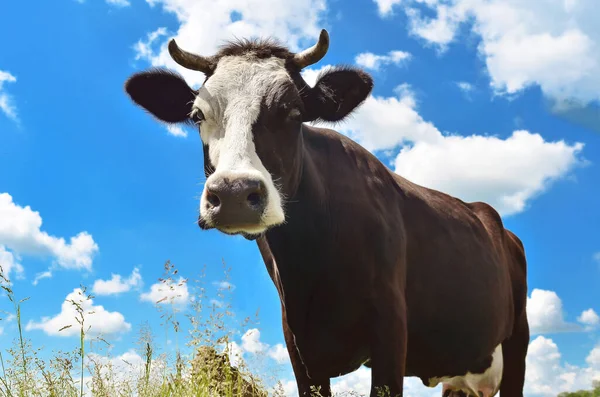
xmin=192 ymin=109 xmax=205 ymax=124
xmin=287 ymin=108 xmax=302 ymax=122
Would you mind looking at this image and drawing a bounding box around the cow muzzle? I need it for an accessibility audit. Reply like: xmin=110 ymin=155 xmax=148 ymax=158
xmin=198 ymin=175 xmax=268 ymax=237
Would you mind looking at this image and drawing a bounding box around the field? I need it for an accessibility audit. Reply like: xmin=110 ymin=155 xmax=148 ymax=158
xmin=0 ymin=260 xmax=299 ymax=397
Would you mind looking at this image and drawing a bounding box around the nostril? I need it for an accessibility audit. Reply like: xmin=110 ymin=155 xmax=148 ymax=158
xmin=206 ymin=191 xmax=221 ymax=207
xmin=246 ymin=192 xmax=264 ymax=208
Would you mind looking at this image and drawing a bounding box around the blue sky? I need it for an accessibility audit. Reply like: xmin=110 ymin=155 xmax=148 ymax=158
xmin=1 ymin=0 xmax=600 ymax=396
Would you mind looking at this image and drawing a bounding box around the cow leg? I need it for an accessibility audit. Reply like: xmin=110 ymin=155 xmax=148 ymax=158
xmin=499 ymin=312 xmax=529 ymax=397
xmin=281 ymin=309 xmax=331 ymax=397
xmin=369 ymin=289 xmax=407 ymax=397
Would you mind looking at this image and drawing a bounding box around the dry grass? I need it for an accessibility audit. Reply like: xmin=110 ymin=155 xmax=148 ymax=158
xmin=0 ymin=260 xmax=290 ymax=397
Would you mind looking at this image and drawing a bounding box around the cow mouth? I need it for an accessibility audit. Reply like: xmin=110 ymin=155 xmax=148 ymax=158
xmin=197 ymin=216 xmax=266 ymax=240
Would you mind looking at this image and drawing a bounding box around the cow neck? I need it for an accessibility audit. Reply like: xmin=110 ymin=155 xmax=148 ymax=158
xmin=259 ymin=128 xmax=331 ymax=340
xmin=261 ymin=125 xmax=331 ymax=273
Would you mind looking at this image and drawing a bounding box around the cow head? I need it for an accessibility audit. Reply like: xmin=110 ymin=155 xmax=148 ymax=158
xmin=124 ymin=29 xmax=373 ymax=239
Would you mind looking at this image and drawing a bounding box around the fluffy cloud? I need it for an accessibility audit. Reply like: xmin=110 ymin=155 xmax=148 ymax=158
xmin=393 ymin=130 xmax=584 ymax=216
xmin=527 ymin=289 xmax=581 ymax=335
xmin=140 ymin=276 xmax=189 ymax=305
xmin=0 ymin=70 xmax=18 ymax=122
xmin=373 ymin=0 xmax=403 ymax=17
xmin=219 ymin=329 xmax=292 ymax=369
xmin=378 ymin=0 xmax=600 ymax=106
xmin=355 ymin=50 xmax=411 ymax=71
xmin=527 ymin=289 xmax=599 ymax=335
xmin=0 ymin=193 xmax=99 ymax=274
xmin=26 ymin=288 xmax=131 ymax=337
xmin=92 ymin=267 xmax=142 ymax=296
xmin=268 ymin=343 xmax=289 ymax=364
xmin=525 ymin=336 xmax=600 ymax=396
xmin=303 ymin=67 xmax=584 ymax=217
xmin=578 ymin=309 xmax=600 ymax=331
xmin=0 ymin=246 xmax=24 ymax=283
xmin=133 ymin=0 xmax=327 ymax=87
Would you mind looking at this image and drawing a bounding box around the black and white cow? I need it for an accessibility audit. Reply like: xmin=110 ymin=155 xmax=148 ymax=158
xmin=125 ymin=30 xmax=529 ymax=397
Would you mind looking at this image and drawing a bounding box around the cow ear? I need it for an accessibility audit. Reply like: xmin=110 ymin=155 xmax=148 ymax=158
xmin=303 ymin=66 xmax=373 ymax=123
xmin=124 ymin=68 xmax=196 ymax=124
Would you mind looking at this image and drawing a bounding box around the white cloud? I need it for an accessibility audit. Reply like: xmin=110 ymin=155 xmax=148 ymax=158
xmin=405 ymin=4 xmax=463 ymax=50
xmin=331 ymin=367 xmax=374 ymax=396
xmin=268 ymin=343 xmax=289 ymax=364
xmin=0 ymin=193 xmax=99 ymax=271
xmin=213 ymin=280 xmax=236 ymax=290
xmin=133 ymin=0 xmax=327 ymax=87
xmin=527 ymin=288 xmax=600 ymax=335
xmin=92 ymin=267 xmax=142 ymax=296
xmin=76 ymin=0 xmax=131 ymax=7
xmin=588 ymin=346 xmax=600 ymax=368
xmin=209 ymin=299 xmax=224 ymax=308
xmin=219 ymin=329 xmax=291 ymax=367
xmin=0 ymin=70 xmax=18 ymax=122
xmin=578 ymin=309 xmax=600 ymax=331
xmin=355 ymin=50 xmax=411 ymax=71
xmin=373 ymin=0 xmax=403 ymax=17
xmin=393 ymin=129 xmax=584 ymax=216
xmin=527 ymin=289 xmax=581 ymax=335
xmin=456 ymin=81 xmax=475 ymax=100
xmin=0 ymin=246 xmax=24 ymax=283
xmin=26 ymin=288 xmax=131 ymax=337
xmin=140 ymin=276 xmax=189 ymax=305
xmin=382 ymin=0 xmax=600 ymax=106
xmin=241 ymin=328 xmax=268 ymax=354
xmin=279 ymin=379 xmax=298 ymax=397
xmin=525 ymin=336 xmax=600 ymax=396
xmin=220 ymin=340 xmax=245 ymax=368
xmin=166 ymin=124 xmax=188 ymax=137
xmin=456 ymin=81 xmax=473 ymax=93
xmin=106 ymin=0 xmax=130 ymax=6
xmin=594 ymin=252 xmax=600 ymax=263
xmin=32 ymin=270 xmax=52 ymax=286
xmin=302 ymin=67 xmax=584 ymax=217
xmin=329 ymin=369 xmax=442 ymax=397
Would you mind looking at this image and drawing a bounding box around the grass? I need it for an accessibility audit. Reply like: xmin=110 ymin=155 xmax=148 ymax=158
xmin=0 ymin=260 xmax=289 ymax=397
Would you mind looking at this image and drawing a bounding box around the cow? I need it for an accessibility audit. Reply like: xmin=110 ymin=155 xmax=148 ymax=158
xmin=124 ymin=29 xmax=530 ymax=397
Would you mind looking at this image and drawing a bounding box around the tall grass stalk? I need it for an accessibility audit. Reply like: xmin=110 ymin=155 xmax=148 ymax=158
xmin=0 ymin=261 xmax=289 ymax=396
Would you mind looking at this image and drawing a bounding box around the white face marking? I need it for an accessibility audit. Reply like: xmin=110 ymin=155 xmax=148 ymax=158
xmin=428 ymin=344 xmax=503 ymax=397
xmin=194 ymin=55 xmax=291 ymax=234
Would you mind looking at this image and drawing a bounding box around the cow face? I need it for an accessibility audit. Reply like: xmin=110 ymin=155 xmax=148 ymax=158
xmin=124 ymin=30 xmax=373 ymax=239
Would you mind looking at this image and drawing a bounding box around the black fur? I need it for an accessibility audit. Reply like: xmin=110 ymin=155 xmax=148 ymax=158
xmin=124 ymin=68 xmax=196 ymax=124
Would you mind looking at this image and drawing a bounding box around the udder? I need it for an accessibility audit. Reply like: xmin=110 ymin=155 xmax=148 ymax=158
xmin=430 ymin=344 xmax=503 ymax=397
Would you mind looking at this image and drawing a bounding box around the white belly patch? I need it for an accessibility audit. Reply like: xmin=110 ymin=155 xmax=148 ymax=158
xmin=428 ymin=344 xmax=503 ymax=397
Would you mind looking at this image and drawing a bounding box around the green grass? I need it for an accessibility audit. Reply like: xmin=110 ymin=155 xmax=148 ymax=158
xmin=0 ymin=260 xmax=289 ymax=397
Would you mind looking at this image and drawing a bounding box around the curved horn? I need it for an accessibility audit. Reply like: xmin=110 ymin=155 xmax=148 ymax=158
xmin=293 ymin=29 xmax=330 ymax=69
xmin=168 ymin=39 xmax=213 ymax=73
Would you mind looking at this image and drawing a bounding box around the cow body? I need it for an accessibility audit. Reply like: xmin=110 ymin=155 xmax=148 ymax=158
xmin=256 ymin=125 xmax=528 ymax=396
xmin=124 ymin=30 xmax=529 ymax=397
